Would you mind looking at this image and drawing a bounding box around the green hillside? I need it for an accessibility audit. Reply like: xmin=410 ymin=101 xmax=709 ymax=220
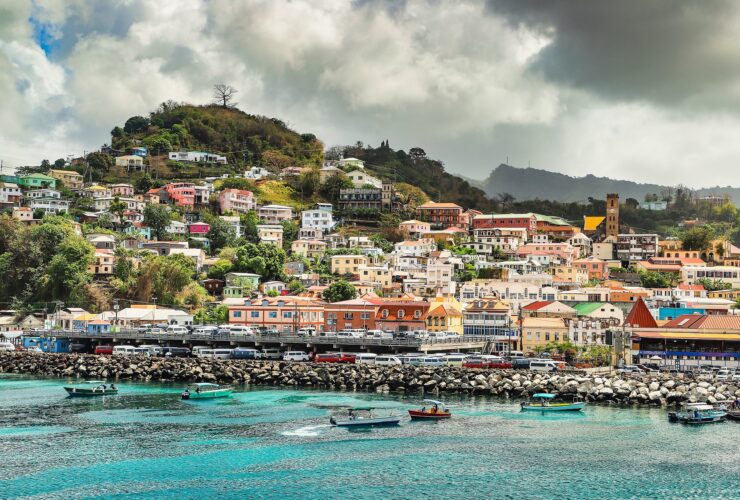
xmin=109 ymin=102 xmax=324 ymax=176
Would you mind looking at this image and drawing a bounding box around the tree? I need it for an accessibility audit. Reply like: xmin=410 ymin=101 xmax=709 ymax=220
xmin=54 ymin=158 xmax=66 ymax=169
xmin=288 ymin=278 xmax=305 ymax=294
xmin=233 ymin=242 xmax=286 ymax=282
xmin=123 ymin=115 xmax=150 ymax=134
xmin=135 ymin=173 xmax=153 ymax=193
xmin=216 ymin=177 xmax=257 ymax=191
xmin=394 ymin=183 xmax=429 ymax=208
xmin=109 ymin=197 xmax=128 ymax=227
xmin=323 ymin=280 xmax=357 ymax=302
xmin=261 ymin=150 xmax=293 ymax=170
xmin=42 ymin=235 xmax=95 ymax=304
xmin=695 ymin=278 xmax=731 ymax=292
xmin=281 ymin=219 xmax=299 ymax=251
xmin=240 ymin=210 xmax=260 ymax=242
xmin=132 ymin=253 xmax=196 ymax=305
xmin=86 ymin=152 xmax=114 ymax=173
xmin=206 ymin=217 xmax=236 ymax=255
xmin=324 ymin=145 xmax=345 ymax=161
xmin=143 ymin=204 xmax=171 ymax=241
xmin=637 ymin=270 xmax=677 ymax=288
xmin=299 ymin=168 xmax=321 ymax=197
xmin=207 ymin=258 xmax=234 ymax=280
xmin=409 ymin=147 xmax=427 ymax=161
xmin=369 ymin=234 xmax=393 ymax=253
xmin=319 ymin=174 xmax=353 ymax=204
xmin=496 ymin=192 xmax=516 ymax=211
xmin=213 ymin=84 xmax=238 ymax=108
xmin=194 ymin=304 xmax=228 ymax=324
xmin=681 ymin=226 xmax=714 ymax=251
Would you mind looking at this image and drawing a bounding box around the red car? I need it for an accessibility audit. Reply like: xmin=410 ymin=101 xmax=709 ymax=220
xmin=314 ymin=353 xmax=356 ymax=364
xmin=94 ymin=345 xmax=113 ymax=355
xmin=463 ymin=356 xmax=512 ymax=369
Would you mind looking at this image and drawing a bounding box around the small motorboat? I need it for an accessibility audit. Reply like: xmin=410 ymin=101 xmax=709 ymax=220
xmin=64 ymin=381 xmax=119 ymax=397
xmin=726 ymin=410 xmax=740 ymax=421
xmin=677 ymin=404 xmax=726 ymax=425
xmin=520 ymin=393 xmax=586 ymax=413
xmin=408 ymin=399 xmax=452 ymax=420
xmin=668 ymin=402 xmax=712 ymax=422
xmin=329 ymin=407 xmax=401 ymax=427
xmin=181 ymin=383 xmax=234 ymax=400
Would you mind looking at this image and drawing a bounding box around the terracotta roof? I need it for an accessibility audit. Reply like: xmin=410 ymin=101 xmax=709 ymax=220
xmin=677 ymin=284 xmax=705 ymax=291
xmin=418 ymin=202 xmax=463 ymax=209
xmin=624 ymin=297 xmax=658 ymax=328
xmin=522 ymin=301 xmax=552 ymax=311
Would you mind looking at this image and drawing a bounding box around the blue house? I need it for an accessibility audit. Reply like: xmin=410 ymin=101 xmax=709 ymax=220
xmin=22 ymin=337 xmax=71 ymax=353
xmin=87 ymin=320 xmax=111 ymax=335
xmin=658 ymin=307 xmax=706 ymax=320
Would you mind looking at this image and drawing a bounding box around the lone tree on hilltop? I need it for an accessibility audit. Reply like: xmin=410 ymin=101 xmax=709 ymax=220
xmin=213 ymin=84 xmax=238 ymax=108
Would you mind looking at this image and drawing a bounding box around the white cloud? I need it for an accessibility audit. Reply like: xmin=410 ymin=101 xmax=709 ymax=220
xmin=1 ymin=0 xmax=740 ymax=190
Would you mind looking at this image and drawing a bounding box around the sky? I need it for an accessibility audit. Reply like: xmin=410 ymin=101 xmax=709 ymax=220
xmin=2 ymin=0 xmax=740 ymax=186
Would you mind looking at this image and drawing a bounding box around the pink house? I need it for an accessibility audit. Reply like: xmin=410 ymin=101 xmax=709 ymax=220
xmin=188 ymin=222 xmax=210 ymax=235
xmin=219 ymin=188 xmax=256 ymax=214
xmin=110 ymin=183 xmax=135 ymax=197
xmin=573 ymin=257 xmax=610 ymax=280
xmin=516 ymin=242 xmax=580 ymax=265
xmin=473 ymin=213 xmax=537 ymax=236
xmin=165 ymin=183 xmax=195 ymax=208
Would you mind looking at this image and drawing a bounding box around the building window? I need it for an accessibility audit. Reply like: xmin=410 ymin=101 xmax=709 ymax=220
xmin=283 ymin=312 xmax=292 ymax=319
xmin=234 ymin=311 xmax=242 ymax=318
xmin=344 ymin=313 xmax=354 ymax=320
xmin=250 ymin=311 xmax=259 ymax=318
xmin=382 ymin=309 xmax=389 ymax=318
xmin=268 ymin=312 xmax=277 ymax=319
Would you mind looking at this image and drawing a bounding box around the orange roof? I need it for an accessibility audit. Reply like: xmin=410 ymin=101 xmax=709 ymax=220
xmin=418 ymin=202 xmax=462 ymax=209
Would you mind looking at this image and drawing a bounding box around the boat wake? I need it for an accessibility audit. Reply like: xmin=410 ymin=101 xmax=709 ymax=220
xmin=282 ymin=424 xmax=332 ymax=437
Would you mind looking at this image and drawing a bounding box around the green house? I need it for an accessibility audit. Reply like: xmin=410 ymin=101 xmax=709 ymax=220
xmin=224 ymin=272 xmax=260 ymax=290
xmin=18 ymin=174 xmax=57 ymax=189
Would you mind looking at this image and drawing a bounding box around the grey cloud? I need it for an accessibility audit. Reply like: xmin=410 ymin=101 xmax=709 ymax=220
xmin=486 ymin=0 xmax=740 ymax=109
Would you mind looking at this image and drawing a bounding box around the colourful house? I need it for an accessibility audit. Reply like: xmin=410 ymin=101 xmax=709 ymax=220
xmin=188 ymin=222 xmax=210 ymax=235
xmin=18 ymin=173 xmax=57 ymax=189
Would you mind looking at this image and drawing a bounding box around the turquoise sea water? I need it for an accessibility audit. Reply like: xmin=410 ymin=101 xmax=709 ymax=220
xmin=1 ymin=375 xmax=739 ymax=499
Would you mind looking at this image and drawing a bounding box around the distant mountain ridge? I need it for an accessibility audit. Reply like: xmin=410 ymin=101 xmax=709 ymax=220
xmin=481 ymin=164 xmax=740 ymax=204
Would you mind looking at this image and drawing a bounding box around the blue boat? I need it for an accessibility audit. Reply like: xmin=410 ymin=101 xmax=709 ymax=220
xmin=329 ymin=407 xmax=401 ymax=427
xmin=520 ymin=393 xmax=586 ymax=413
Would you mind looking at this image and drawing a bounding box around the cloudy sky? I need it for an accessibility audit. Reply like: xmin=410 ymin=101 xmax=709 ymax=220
xmin=2 ymin=0 xmax=740 ymax=186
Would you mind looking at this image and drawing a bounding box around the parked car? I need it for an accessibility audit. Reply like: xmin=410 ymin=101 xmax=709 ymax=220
xmin=529 ymin=359 xmax=562 ymax=372
xmin=260 ymin=348 xmax=283 ymax=360
xmin=139 ymin=345 xmax=163 ymax=356
xmin=419 ymin=356 xmax=444 ymax=367
xmin=161 ymin=347 xmax=190 ymax=358
xmin=112 ymin=345 xmax=135 ymax=356
xmin=375 ymin=355 xmax=402 ymax=366
xmin=617 ymin=366 xmax=641 ymax=374
xmin=355 ymin=353 xmax=377 ymax=365
xmin=192 ymin=326 xmax=218 ymax=337
xmin=732 ymin=370 xmax=740 ymax=381
xmin=297 ymin=327 xmax=317 ymax=336
xmin=231 ymin=348 xmax=260 ymax=360
xmin=716 ymin=368 xmax=732 ymax=381
xmin=511 ymin=358 xmax=531 ymax=370
xmin=315 ymin=353 xmax=343 ymax=363
xmin=94 ymin=344 xmax=114 ymax=355
xmin=283 ymin=351 xmax=310 ymax=361
xmin=166 ymin=325 xmax=188 ymax=335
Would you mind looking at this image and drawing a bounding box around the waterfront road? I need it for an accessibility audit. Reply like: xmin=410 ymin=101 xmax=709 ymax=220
xmin=24 ymin=330 xmax=491 ymax=354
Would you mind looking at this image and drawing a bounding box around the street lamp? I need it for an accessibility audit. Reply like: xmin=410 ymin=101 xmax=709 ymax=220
xmin=113 ymin=300 xmax=120 ymax=331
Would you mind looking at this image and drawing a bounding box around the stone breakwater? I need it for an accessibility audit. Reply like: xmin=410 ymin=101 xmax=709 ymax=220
xmin=2 ymin=352 xmax=739 ymax=406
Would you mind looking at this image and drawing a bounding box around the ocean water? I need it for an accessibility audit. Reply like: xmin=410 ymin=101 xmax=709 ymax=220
xmin=1 ymin=375 xmax=739 ymax=499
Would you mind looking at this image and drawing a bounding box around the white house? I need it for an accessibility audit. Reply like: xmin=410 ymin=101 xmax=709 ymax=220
xmin=258 ymin=205 xmax=292 ymax=224
xmin=26 ymin=188 xmax=60 ymax=199
xmin=244 ymin=166 xmax=270 ymax=180
xmin=347 ymin=170 xmax=382 ymax=188
xmin=167 ymin=220 xmax=187 ymax=235
xmin=394 ymin=239 xmax=436 ymax=257
xmin=169 ymin=151 xmax=227 ymax=164
xmin=29 ymin=197 xmax=70 ymax=214
xmin=0 ymin=183 xmax=21 ymax=203
xmin=301 ymin=208 xmax=335 ymax=231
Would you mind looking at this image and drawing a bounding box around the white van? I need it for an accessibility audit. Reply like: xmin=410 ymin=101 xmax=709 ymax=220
xmin=191 ymin=346 xmax=212 ymax=357
xmin=283 ymin=351 xmax=310 ymax=361
xmin=139 ymin=345 xmax=163 ymax=356
xmin=212 ymin=348 xmax=233 ymax=360
xmin=195 ymin=349 xmax=214 ymax=359
xmin=420 ymin=356 xmax=444 ymax=367
xmin=529 ymin=360 xmax=560 ymax=372
xmin=297 ymin=327 xmax=317 ymax=336
xmin=0 ymin=340 xmax=16 ymax=352
xmin=444 ymin=354 xmax=468 ymax=367
xmin=229 ymin=325 xmax=253 ymax=335
xmin=166 ymin=325 xmax=188 ymax=335
xmin=260 ymin=348 xmax=282 ymax=360
xmin=337 ymin=329 xmax=365 ymax=338
xmin=355 ymin=353 xmax=377 ymax=365
xmin=716 ymin=368 xmax=732 ymax=381
xmin=375 ymin=355 xmax=402 ymax=366
xmin=113 ymin=345 xmax=135 ymax=356
xmin=192 ymin=326 xmax=218 ymax=337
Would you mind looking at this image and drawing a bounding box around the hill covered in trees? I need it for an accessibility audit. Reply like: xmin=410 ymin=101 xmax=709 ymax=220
xmin=110 ymin=102 xmax=324 ymax=172
xmin=333 ymin=142 xmax=496 ymax=212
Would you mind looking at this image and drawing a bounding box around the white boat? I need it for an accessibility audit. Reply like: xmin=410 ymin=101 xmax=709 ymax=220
xmin=329 ymin=407 xmax=401 ymax=427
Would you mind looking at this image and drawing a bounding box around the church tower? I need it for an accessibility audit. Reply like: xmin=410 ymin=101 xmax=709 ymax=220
xmin=606 ymin=193 xmax=619 ymax=240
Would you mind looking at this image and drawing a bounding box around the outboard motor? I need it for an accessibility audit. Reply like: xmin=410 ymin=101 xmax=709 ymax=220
xmin=181 ymin=390 xmax=190 ymax=400
xmin=329 ymin=416 xmax=337 ymax=426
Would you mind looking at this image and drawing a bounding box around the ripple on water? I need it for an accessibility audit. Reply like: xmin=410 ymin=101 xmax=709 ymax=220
xmin=0 ymin=380 xmax=738 ymax=499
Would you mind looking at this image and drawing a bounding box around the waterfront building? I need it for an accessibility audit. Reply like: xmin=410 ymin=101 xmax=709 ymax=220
xmin=228 ymin=296 xmax=325 ymax=333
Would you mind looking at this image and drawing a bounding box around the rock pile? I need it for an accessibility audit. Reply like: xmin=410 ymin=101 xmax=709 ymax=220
xmin=2 ymin=352 xmax=738 ymax=406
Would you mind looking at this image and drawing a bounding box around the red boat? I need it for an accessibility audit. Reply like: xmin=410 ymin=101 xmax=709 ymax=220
xmin=408 ymin=400 xmax=452 ymax=420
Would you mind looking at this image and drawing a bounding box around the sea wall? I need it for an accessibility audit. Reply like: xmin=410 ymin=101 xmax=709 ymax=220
xmin=1 ymin=352 xmax=738 ymax=407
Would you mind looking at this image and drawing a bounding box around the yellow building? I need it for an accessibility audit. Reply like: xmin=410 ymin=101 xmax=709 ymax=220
xmin=521 ymin=317 xmax=569 ymax=353
xmin=426 ymin=296 xmax=463 ymax=335
xmin=330 ymin=254 xmax=369 ymax=275
xmin=49 ymin=169 xmax=84 ymax=190
xmin=551 ymin=265 xmax=589 ymax=285
xmin=357 ymin=265 xmax=391 ymax=288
